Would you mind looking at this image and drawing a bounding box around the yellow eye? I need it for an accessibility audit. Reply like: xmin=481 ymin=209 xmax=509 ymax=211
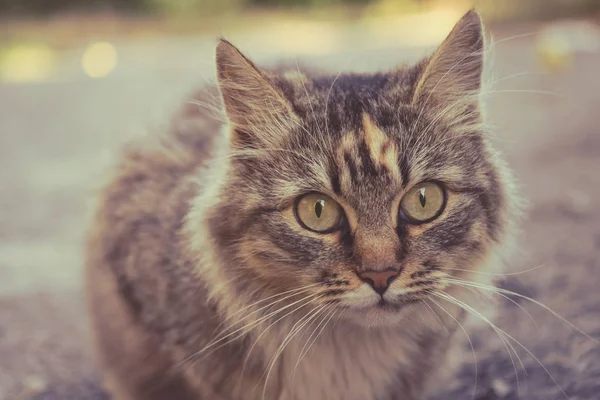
xmin=400 ymin=182 xmax=446 ymax=223
xmin=295 ymin=193 xmax=344 ymax=233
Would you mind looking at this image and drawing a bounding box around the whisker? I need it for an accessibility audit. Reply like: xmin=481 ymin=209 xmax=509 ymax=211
xmin=480 ymin=89 xmax=561 ymax=98
xmin=488 ymin=71 xmax=548 ymax=86
xmin=436 ymin=292 xmax=574 ymax=399
xmin=490 ymin=32 xmax=537 ymax=46
xmin=213 ymin=283 xmax=321 ymax=335
xmin=260 ymin=303 xmax=331 ymax=399
xmin=422 ymin=300 xmax=451 ymax=334
xmin=187 ymin=99 xmax=226 ymax=120
xmin=428 ymin=298 xmax=478 ymax=400
xmin=293 ymin=305 xmax=336 ymax=376
xmin=441 ymin=264 xmax=545 ymax=277
xmin=291 ymin=306 xmax=338 ymax=390
xmin=445 ymin=280 xmax=539 ymax=329
xmin=179 ymin=292 xmax=323 ymax=367
xmin=243 ymin=299 xmax=326 ymax=394
xmin=433 ymin=291 xmax=525 ymax=395
xmin=208 ymin=296 xmax=324 ymax=386
xmin=445 ymin=278 xmax=598 ymax=344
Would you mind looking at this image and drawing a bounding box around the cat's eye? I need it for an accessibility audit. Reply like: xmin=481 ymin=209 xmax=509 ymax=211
xmin=294 ymin=193 xmax=344 ymax=233
xmin=399 ymin=182 xmax=446 ymax=224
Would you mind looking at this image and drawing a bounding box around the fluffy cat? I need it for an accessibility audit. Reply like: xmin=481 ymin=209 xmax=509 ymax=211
xmin=85 ymin=9 xmax=517 ymax=400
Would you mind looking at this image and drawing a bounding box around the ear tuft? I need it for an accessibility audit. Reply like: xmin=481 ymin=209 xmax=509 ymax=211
xmin=412 ymin=9 xmax=485 ymax=107
xmin=215 ymin=39 xmax=297 ymax=148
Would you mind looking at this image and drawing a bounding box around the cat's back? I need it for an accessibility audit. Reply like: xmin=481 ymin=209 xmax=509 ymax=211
xmin=91 ymin=85 xmax=221 ymax=246
xmin=84 ymin=86 xmax=224 ymax=399
xmin=86 ymin=83 xmax=226 ymax=298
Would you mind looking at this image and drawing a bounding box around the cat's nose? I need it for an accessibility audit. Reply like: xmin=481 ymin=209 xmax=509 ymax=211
xmin=357 ymin=269 xmax=400 ymax=295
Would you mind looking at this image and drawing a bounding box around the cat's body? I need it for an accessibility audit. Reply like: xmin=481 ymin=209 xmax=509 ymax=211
xmin=86 ymin=85 xmax=454 ymax=400
xmin=86 ymin=11 xmax=517 ymax=400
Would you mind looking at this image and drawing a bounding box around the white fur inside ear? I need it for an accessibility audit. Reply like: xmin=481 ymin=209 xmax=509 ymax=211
xmin=412 ymin=10 xmax=485 ymax=106
xmin=215 ymin=39 xmax=299 ymax=149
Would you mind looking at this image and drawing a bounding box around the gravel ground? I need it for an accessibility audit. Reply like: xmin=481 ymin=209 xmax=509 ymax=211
xmin=1 ymin=19 xmax=600 ymax=400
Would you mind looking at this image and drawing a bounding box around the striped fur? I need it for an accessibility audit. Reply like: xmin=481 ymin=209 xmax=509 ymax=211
xmin=85 ymin=10 xmax=518 ymax=400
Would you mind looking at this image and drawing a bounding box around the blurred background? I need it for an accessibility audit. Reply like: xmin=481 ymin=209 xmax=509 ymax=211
xmin=1 ymin=0 xmax=600 ymax=399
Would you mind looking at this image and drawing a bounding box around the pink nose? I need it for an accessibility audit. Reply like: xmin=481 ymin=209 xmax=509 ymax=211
xmin=357 ymin=269 xmax=400 ymax=295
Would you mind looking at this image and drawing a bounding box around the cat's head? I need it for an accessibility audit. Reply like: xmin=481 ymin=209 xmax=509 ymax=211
xmin=201 ymin=10 xmax=516 ymax=327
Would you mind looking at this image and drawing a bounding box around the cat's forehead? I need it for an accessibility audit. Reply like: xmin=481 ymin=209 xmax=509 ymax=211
xmin=264 ymin=69 xmax=486 ymax=211
xmin=334 ymin=113 xmax=403 ymax=192
xmin=279 ymin=107 xmax=480 ymax=204
xmin=276 ymin=69 xmax=419 ymax=134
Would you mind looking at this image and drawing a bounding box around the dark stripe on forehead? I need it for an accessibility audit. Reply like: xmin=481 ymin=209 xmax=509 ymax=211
xmin=330 ymin=173 xmax=341 ymax=195
xmin=357 ymin=138 xmax=378 ymax=178
xmin=328 ymin=158 xmax=342 ymax=195
xmin=399 ymin=154 xmax=411 ymax=188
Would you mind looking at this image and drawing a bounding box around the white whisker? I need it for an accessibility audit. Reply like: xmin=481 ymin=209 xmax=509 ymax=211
xmin=180 ymin=292 xmax=323 ymax=367
xmin=435 ymin=292 xmax=574 ymax=399
xmin=214 ymin=283 xmax=321 ymax=335
xmin=291 ymin=305 xmax=337 ymax=385
xmin=445 ymin=278 xmax=598 ymax=343
xmin=428 ymin=298 xmax=478 ymax=400
xmin=260 ymin=303 xmax=331 ymax=400
xmin=445 ymin=279 xmax=539 ymax=329
xmin=434 ymin=291 xmax=525 ymax=395
xmin=442 ymin=264 xmax=545 ymax=277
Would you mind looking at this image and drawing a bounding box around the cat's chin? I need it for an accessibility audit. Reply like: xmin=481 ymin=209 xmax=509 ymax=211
xmin=340 ymin=300 xmax=417 ymax=328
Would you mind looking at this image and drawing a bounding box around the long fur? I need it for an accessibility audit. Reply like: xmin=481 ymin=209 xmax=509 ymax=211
xmin=85 ymin=10 xmax=519 ymax=400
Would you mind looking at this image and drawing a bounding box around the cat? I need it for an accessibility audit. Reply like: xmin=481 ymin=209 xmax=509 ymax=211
xmin=85 ymin=9 xmax=518 ymax=400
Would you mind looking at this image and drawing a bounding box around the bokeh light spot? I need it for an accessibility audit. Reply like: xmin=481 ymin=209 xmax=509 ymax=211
xmin=0 ymin=43 xmax=56 ymax=83
xmin=81 ymin=42 xmax=117 ymax=79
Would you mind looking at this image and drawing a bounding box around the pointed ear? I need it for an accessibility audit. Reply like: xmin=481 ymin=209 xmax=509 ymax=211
xmin=215 ymin=39 xmax=297 ymax=148
xmin=412 ymin=10 xmax=485 ymax=107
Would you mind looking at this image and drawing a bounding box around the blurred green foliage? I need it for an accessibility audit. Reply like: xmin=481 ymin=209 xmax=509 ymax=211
xmin=0 ymin=0 xmax=599 ymax=18
xmin=0 ymin=0 xmax=375 ymax=16
xmin=0 ymin=0 xmax=142 ymax=15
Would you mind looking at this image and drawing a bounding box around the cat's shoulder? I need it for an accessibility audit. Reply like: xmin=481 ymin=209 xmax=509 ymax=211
xmin=86 ymin=83 xmax=224 ymax=263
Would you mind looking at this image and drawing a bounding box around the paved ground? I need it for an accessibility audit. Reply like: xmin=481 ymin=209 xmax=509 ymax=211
xmin=1 ymin=17 xmax=600 ymax=400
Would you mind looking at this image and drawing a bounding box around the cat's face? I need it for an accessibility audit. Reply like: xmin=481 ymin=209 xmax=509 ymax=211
xmin=207 ymin=11 xmax=513 ymax=327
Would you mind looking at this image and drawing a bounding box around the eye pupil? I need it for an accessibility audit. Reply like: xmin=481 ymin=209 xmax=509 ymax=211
xmin=315 ymin=200 xmax=324 ymax=218
xmin=399 ymin=182 xmax=445 ymax=224
xmin=295 ymin=193 xmax=343 ymax=233
xmin=419 ymin=188 xmax=426 ymax=208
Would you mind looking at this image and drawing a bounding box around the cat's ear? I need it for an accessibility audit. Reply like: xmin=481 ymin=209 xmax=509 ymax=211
xmin=411 ymin=9 xmax=484 ymax=107
xmin=215 ymin=39 xmax=297 ymax=148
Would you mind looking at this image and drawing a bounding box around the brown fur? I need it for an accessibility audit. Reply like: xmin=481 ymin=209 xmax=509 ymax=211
xmin=85 ymin=10 xmax=518 ymax=400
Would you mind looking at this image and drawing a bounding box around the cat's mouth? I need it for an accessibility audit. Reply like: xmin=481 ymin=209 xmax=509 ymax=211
xmin=376 ymin=298 xmax=404 ymax=311
xmin=338 ymin=294 xmax=425 ymax=326
xmin=375 ymin=297 xmax=419 ymax=312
